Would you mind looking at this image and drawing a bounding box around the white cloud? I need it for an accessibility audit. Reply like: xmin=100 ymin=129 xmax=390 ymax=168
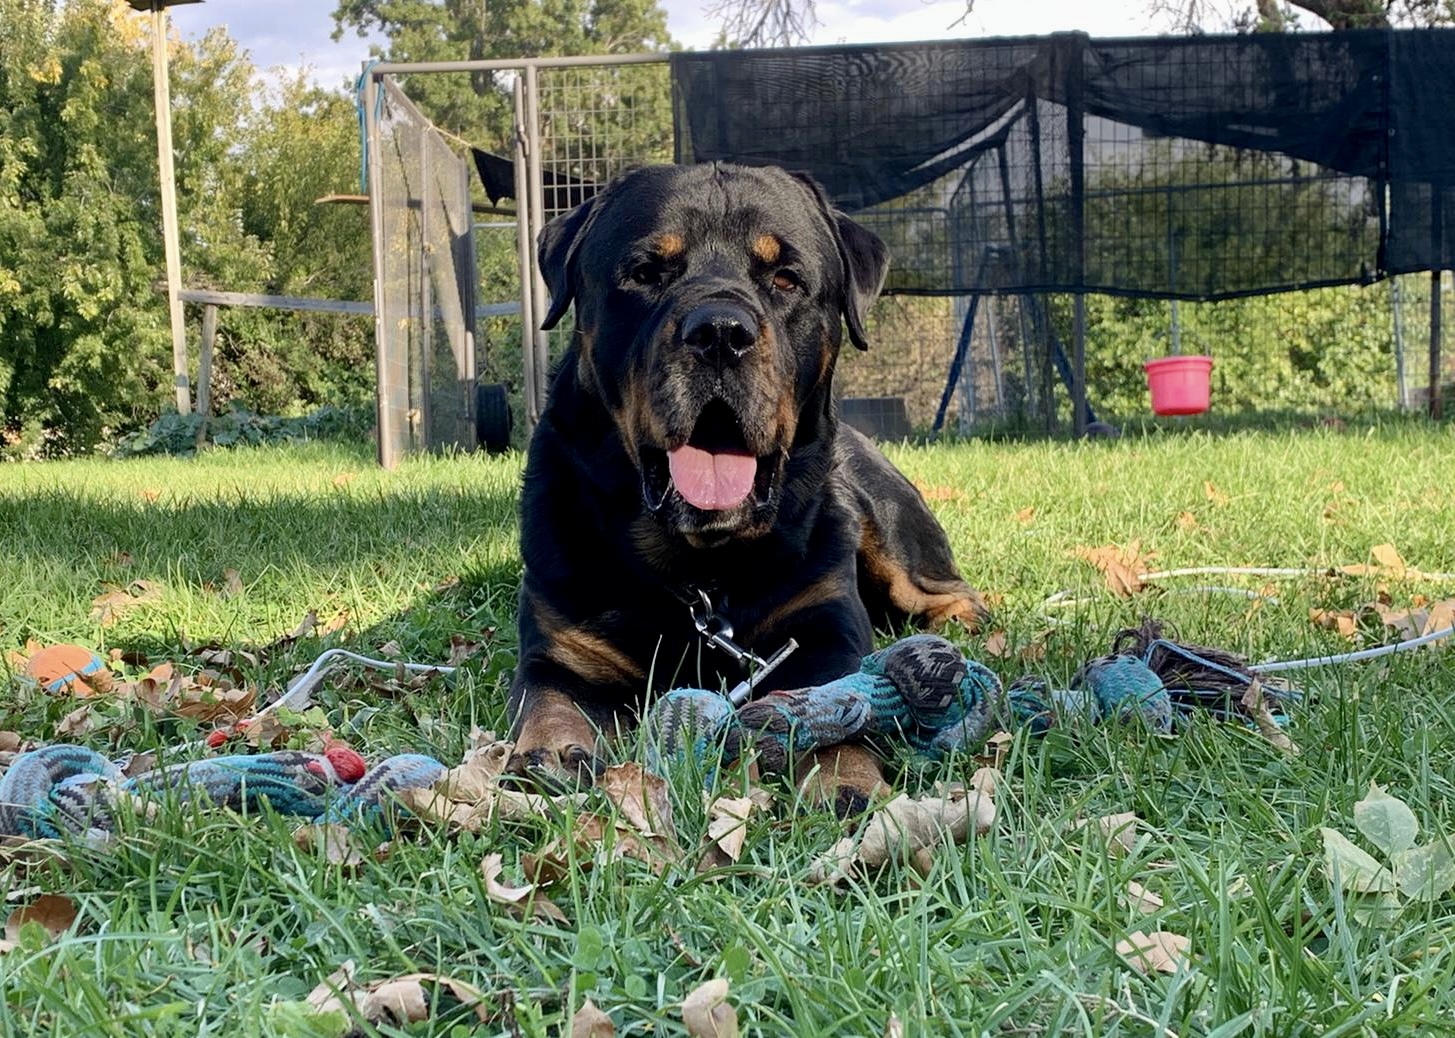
xmin=166 ymin=0 xmax=1163 ymax=90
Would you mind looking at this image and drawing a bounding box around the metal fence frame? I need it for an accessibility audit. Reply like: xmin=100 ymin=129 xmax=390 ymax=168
xmin=362 ymin=46 xmax=1443 ymax=457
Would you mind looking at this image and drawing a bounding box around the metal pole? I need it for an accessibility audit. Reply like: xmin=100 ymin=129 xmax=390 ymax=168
xmin=1431 ymin=269 xmax=1444 ymax=421
xmin=524 ymin=64 xmax=551 ymax=416
xmin=460 ymin=154 xmax=480 ymax=449
xmin=1066 ymin=34 xmax=1089 ymax=436
xmin=364 ymin=71 xmax=397 ymax=469
xmin=193 ymin=303 xmax=215 ymax=452
xmin=371 ymin=53 xmax=665 ymax=76
xmin=512 ymin=77 xmax=540 ymax=434
xmin=1392 ymin=276 xmax=1408 ymax=410
xmin=150 ymin=3 xmax=189 ymax=415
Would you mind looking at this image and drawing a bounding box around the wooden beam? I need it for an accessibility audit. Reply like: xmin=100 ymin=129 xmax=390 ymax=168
xmin=151 ymin=3 xmax=189 ymax=415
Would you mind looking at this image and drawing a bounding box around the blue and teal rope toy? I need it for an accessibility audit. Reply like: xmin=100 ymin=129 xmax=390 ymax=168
xmin=0 ymin=743 xmax=446 ymax=841
xmin=646 ymin=619 xmax=1296 ymax=778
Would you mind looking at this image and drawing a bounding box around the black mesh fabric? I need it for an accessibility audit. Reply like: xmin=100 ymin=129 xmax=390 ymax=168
xmin=671 ymin=29 xmax=1455 ymax=300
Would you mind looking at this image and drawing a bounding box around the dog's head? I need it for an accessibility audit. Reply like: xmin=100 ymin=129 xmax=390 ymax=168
xmin=538 ymin=162 xmax=888 ymax=545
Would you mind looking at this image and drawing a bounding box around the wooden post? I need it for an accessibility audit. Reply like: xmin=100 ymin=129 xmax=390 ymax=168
xmin=1431 ymin=269 xmax=1444 ymax=421
xmin=150 ymin=2 xmax=189 ymax=415
xmin=193 ymin=303 xmax=216 ymax=451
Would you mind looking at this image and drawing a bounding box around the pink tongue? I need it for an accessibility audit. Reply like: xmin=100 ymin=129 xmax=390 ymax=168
xmin=667 ymin=445 xmax=757 ymax=511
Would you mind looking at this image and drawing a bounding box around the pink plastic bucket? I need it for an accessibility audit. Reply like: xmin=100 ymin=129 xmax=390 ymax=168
xmin=1144 ymin=354 xmax=1213 ymax=416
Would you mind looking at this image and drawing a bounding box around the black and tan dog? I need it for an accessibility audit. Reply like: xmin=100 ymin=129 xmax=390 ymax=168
xmin=507 ymin=163 xmax=986 ymax=808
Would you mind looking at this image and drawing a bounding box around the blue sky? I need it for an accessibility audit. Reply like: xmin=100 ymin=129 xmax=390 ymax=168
xmin=164 ymin=0 xmax=1164 ymax=90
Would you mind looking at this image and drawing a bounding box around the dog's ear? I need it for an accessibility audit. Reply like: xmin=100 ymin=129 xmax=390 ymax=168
xmin=789 ymin=171 xmax=889 ymax=351
xmin=537 ymin=195 xmax=599 ymax=331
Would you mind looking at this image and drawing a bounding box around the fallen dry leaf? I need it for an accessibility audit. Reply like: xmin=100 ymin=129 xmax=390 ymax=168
xmin=1310 ymin=608 xmax=1358 ymax=640
xmin=481 ymin=853 xmax=536 ymax=905
xmin=221 ymin=568 xmax=244 ymax=598
xmin=1203 ymin=481 xmax=1229 ymax=506
xmin=913 ymin=482 xmax=961 ymax=502
xmin=293 ymin=823 xmax=366 ymax=867
xmin=307 ymin=964 xmax=490 ymax=1027
xmin=1175 ymin=510 xmax=1199 ymax=531
xmin=447 ymin=633 xmax=487 ymax=666
xmin=396 ymin=740 xmax=586 ymax=832
xmin=975 ymin=733 xmax=1013 ymax=771
xmin=682 ymin=978 xmax=739 ymax=1038
xmin=1078 ymin=812 xmax=1140 ymax=855
xmin=1116 ymin=930 xmax=1190 ymax=974
xmin=1073 ymin=542 xmax=1156 ymax=598
xmin=56 ymin=704 xmax=96 ymax=738
xmin=1014 ymin=506 xmax=1036 ymax=524
xmin=1123 ymin=881 xmax=1164 ymax=914
xmin=809 ymin=787 xmax=996 ymax=885
xmin=332 ymin=472 xmax=358 ymax=488
xmin=89 ymin=580 xmax=163 ymax=626
xmin=139 ymin=487 xmax=161 ymax=502
xmin=572 ymin=999 xmax=615 ymax=1037
xmin=885 ymin=1014 xmax=905 ymax=1038
xmin=699 ymin=794 xmax=757 ymax=872
xmin=5 ymin=895 xmax=78 ymax=943
xmin=599 ymin=762 xmax=678 ymax=844
xmin=1240 ymin=680 xmax=1300 ymax=756
xmin=0 ymin=731 xmax=23 ymax=753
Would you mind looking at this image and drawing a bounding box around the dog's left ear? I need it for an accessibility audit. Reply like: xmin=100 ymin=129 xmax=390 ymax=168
xmin=789 ymin=171 xmax=889 ymax=351
xmin=537 ymin=195 xmax=599 ymax=331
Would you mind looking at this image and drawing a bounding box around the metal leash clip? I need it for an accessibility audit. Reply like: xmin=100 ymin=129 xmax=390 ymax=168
xmin=689 ymin=589 xmax=799 ymax=706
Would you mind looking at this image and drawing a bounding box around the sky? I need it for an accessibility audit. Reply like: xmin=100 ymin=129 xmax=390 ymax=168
xmin=163 ymin=0 xmax=1170 ymax=92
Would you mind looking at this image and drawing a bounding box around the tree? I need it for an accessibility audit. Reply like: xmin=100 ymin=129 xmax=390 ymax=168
xmin=0 ymin=0 xmax=267 ymax=453
xmin=330 ymin=0 xmax=674 ymax=143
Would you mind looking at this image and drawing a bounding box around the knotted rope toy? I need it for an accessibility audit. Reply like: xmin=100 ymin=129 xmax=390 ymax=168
xmin=645 ymin=620 xmax=1295 ymax=778
xmin=0 ymin=743 xmax=446 ymax=842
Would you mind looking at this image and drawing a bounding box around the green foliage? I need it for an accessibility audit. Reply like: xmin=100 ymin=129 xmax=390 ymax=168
xmin=1048 ymin=283 xmax=1400 ymax=422
xmin=113 ymin=403 xmax=372 ymax=458
xmin=0 ymin=2 xmax=382 ymax=454
xmin=1322 ymin=783 xmax=1455 ymax=926
xmin=331 ymin=0 xmax=675 ymax=143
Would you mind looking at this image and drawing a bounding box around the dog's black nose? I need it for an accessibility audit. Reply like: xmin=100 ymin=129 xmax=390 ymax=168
xmin=680 ymin=304 xmax=757 ymax=364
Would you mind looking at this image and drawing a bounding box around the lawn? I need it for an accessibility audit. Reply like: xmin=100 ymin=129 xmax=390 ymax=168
xmin=2 ymin=420 xmax=1455 ymax=1037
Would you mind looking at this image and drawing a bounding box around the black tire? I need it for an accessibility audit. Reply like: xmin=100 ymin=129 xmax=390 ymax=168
xmin=475 ymin=382 xmax=512 ymax=454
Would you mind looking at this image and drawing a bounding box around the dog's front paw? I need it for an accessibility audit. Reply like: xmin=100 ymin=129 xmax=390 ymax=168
xmin=504 ymin=741 xmax=601 ymax=791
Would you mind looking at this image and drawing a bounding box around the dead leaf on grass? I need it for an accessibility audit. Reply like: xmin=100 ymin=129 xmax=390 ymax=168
xmin=1175 ymin=510 xmax=1199 ymax=531
xmin=5 ymin=895 xmax=77 ymax=943
xmin=1122 ymin=881 xmax=1164 ymax=914
xmin=682 ymin=978 xmax=739 ymax=1038
xmin=1072 ymin=542 xmax=1156 ymax=598
xmin=56 ymin=704 xmax=97 ymax=738
xmin=809 ymin=786 xmax=996 ymax=885
xmin=913 ymin=482 xmax=961 ymax=503
xmin=1309 ymin=608 xmax=1358 ymax=640
xmin=307 ymin=963 xmax=490 ymax=1026
xmin=1077 ymin=812 xmax=1140 ymax=855
xmin=0 ymin=731 xmax=23 ymax=753
xmin=975 ymin=734 xmax=1013 ymax=772
xmin=1203 ymin=481 xmax=1229 ymax=506
xmin=599 ymin=762 xmax=678 ymax=844
xmin=698 ymin=794 xmax=757 ymax=872
xmin=221 ymin=568 xmax=244 ymax=599
xmin=1014 ymin=506 xmax=1036 ymax=524
xmin=572 ymin=999 xmax=615 ymax=1037
xmin=396 ymin=741 xmax=585 ymax=832
xmin=884 ymin=1015 xmax=905 ymax=1038
xmin=293 ymin=823 xmax=367 ymax=867
xmin=89 ymin=580 xmax=163 ymax=626
xmin=1116 ymin=929 xmax=1190 ymax=974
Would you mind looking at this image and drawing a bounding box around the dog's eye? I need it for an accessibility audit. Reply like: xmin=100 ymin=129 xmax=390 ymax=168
xmin=771 ymin=269 xmax=803 ymax=293
xmin=629 ymin=260 xmax=672 ymax=287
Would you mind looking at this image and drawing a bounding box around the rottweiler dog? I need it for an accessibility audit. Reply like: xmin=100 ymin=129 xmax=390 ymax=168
xmin=507 ymin=163 xmax=986 ymax=808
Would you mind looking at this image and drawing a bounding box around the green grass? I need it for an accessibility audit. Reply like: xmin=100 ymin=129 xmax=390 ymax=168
xmin=3 ymin=421 xmax=1455 ymax=1037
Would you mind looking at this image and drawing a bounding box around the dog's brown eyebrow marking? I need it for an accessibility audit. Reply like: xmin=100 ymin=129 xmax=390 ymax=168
xmin=751 ymin=234 xmax=783 ymax=264
xmin=653 ymin=232 xmax=685 ymax=258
